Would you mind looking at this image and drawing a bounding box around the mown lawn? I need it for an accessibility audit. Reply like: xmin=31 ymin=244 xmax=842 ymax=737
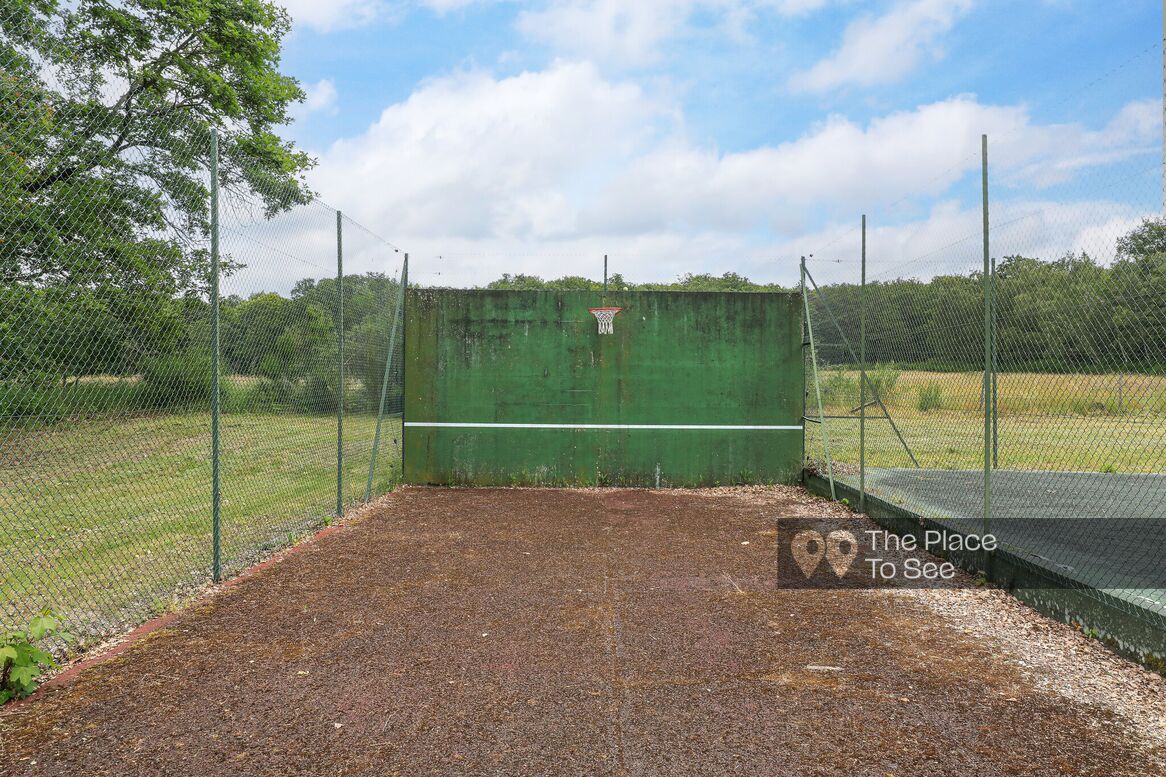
xmin=6 ymin=368 xmax=1165 ymax=645
xmin=0 ymin=411 xmax=401 ymax=645
xmin=806 ymin=369 xmax=1166 ymax=473
xmin=807 ymin=412 xmax=1165 ymax=473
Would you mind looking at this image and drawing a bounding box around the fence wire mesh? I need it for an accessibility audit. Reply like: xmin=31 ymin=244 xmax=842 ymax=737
xmin=805 ymin=101 xmax=1166 ymax=628
xmin=0 ymin=8 xmax=406 ymax=649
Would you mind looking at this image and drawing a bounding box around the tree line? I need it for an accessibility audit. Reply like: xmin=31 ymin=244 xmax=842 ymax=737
xmin=486 ymin=271 xmax=789 ymax=293
xmin=4 ymin=216 xmax=1163 ymax=423
xmin=1 ymin=1 xmax=322 ymax=419
xmin=487 ymin=219 xmax=1166 ymax=375
xmin=811 ymin=219 xmax=1166 ymax=373
xmin=0 ymin=273 xmax=403 ymax=419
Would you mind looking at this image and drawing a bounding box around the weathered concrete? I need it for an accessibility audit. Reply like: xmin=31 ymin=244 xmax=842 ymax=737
xmin=403 ymin=289 xmax=803 ymax=486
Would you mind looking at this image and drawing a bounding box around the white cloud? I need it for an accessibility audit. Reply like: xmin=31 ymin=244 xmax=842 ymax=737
xmin=284 ymin=63 xmax=1158 ymax=289
xmin=276 ymin=0 xmax=841 ymax=52
xmin=291 ymin=79 xmax=340 ymax=121
xmin=1004 ymin=99 xmax=1160 ymax=187
xmin=517 ymin=0 xmax=703 ymax=66
xmin=790 ymin=0 xmax=975 ymax=93
xmin=795 ymin=196 xmax=1156 ymax=292
xmin=516 ymin=0 xmax=842 ymax=66
xmin=277 ymin=0 xmax=389 ymax=32
xmin=421 ymin=0 xmax=494 ymax=11
xmin=312 ymin=61 xmax=665 ymax=239
xmin=580 ymin=96 xmax=1018 ymax=235
xmin=772 ymin=0 xmax=838 ymax=14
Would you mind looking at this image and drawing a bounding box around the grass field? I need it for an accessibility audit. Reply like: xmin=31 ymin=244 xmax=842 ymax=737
xmin=0 ymin=411 xmax=402 ymax=644
xmin=5 ymin=367 xmax=1164 ymax=645
xmin=808 ymin=369 xmax=1166 ymax=473
xmin=820 ymin=368 xmax=1166 ymax=416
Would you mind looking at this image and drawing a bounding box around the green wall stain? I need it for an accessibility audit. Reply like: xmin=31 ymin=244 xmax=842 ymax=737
xmin=404 ymin=289 xmax=804 ymax=486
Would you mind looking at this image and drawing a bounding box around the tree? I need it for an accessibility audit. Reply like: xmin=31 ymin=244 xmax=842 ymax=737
xmin=486 ymin=274 xmax=552 ymax=290
xmin=0 ymin=0 xmax=313 ymax=387
xmin=484 ymin=271 xmax=787 ymax=293
xmin=0 ymin=0 xmax=312 ymax=296
xmin=1115 ymin=217 xmax=1166 ymax=262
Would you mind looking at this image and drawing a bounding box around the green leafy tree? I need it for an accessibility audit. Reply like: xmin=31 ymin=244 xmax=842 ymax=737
xmin=485 ymin=271 xmax=784 ymax=293
xmin=2 ymin=0 xmax=311 ymax=291
xmin=637 ymin=272 xmax=786 ymax=292
xmin=1 ymin=0 xmax=313 ymax=384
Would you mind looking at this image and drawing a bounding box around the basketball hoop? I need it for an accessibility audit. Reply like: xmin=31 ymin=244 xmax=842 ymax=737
xmin=589 ymin=307 xmax=622 ymax=335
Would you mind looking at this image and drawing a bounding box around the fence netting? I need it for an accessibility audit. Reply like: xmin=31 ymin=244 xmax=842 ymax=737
xmin=805 ymin=126 xmax=1166 ymax=627
xmin=0 ymin=8 xmax=406 ymax=648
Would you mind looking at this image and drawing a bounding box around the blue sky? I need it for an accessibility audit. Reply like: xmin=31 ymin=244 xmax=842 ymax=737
xmin=270 ymin=1 xmax=1162 ymax=287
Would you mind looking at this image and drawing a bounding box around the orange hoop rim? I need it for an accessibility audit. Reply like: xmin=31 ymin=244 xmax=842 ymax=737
xmin=588 ymin=307 xmax=623 ymax=314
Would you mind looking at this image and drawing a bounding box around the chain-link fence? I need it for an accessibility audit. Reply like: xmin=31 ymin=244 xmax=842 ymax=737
xmin=804 ymin=125 xmax=1166 ymax=631
xmin=0 ymin=8 xmax=407 ymax=649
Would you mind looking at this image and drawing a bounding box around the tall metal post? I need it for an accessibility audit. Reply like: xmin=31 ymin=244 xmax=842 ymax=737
xmin=991 ymin=254 xmax=999 ymax=469
xmin=981 ymin=135 xmax=993 ymax=541
xmin=209 ymin=129 xmax=222 ymax=582
xmin=399 ymin=256 xmax=409 ymax=482
xmin=336 ymin=211 xmax=344 ymax=518
xmin=802 ymin=257 xmax=835 ymax=500
xmin=603 ymin=255 xmax=608 ymax=296
xmin=859 ymin=215 xmax=867 ymax=513
xmin=366 ymin=253 xmax=408 ymax=500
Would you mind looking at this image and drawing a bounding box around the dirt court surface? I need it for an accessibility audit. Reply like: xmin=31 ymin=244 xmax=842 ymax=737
xmin=2 ymin=486 xmax=1164 ymax=776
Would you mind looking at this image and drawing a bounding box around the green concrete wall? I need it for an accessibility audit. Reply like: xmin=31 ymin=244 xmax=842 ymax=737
xmin=404 ymin=289 xmax=803 ymax=487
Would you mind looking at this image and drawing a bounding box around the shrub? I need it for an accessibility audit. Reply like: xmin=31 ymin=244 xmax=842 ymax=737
xmin=0 ymin=381 xmax=64 ymax=424
xmin=141 ymin=352 xmax=214 ymax=409
xmin=248 ymin=377 xmax=292 ymax=412
xmin=292 ymin=372 xmax=338 ymax=414
xmin=821 ymin=369 xmax=857 ymax=406
xmin=917 ymin=382 xmax=944 ymax=412
xmin=1 ymin=612 xmax=73 ymax=704
xmin=867 ymin=362 xmax=901 ymax=402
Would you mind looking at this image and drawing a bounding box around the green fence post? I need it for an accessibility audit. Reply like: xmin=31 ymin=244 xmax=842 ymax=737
xmin=802 ymin=257 xmax=836 ymax=500
xmin=366 ymin=253 xmax=408 ymax=500
xmin=210 ymin=128 xmax=222 ymax=582
xmin=991 ymin=254 xmax=999 ymax=469
xmin=399 ymin=258 xmax=409 ymax=482
xmin=981 ymin=134 xmax=993 ymax=543
xmin=336 ymin=211 xmax=344 ymax=519
xmin=859 ymin=214 xmax=867 ymax=513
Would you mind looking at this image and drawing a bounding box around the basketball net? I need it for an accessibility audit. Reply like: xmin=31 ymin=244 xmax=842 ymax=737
xmin=589 ymin=307 xmax=622 ymax=335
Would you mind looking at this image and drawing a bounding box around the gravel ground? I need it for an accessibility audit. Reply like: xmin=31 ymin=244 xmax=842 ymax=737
xmin=896 ymin=587 xmax=1166 ymax=748
xmin=1 ymin=485 xmax=1163 ymax=775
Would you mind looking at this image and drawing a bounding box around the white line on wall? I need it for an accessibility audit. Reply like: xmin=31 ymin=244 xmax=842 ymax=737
xmin=404 ymin=422 xmax=803 ymax=431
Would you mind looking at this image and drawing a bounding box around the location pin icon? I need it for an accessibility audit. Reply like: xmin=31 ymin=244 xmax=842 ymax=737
xmin=790 ymin=531 xmax=826 ymax=578
xmin=825 ymin=531 xmax=859 ymax=578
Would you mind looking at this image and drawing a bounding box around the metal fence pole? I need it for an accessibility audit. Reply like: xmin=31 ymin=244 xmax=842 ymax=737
xmin=802 ymin=257 xmax=836 ymax=500
xmin=210 ymin=128 xmax=222 ymax=582
xmin=992 ymin=254 xmax=999 ymax=469
xmin=366 ymin=253 xmax=408 ymax=500
xmin=336 ymin=211 xmax=344 ymax=518
xmin=981 ymin=134 xmax=993 ymax=542
xmin=860 ymin=214 xmax=867 ymax=513
xmin=399 ymin=257 xmax=409 ymax=482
